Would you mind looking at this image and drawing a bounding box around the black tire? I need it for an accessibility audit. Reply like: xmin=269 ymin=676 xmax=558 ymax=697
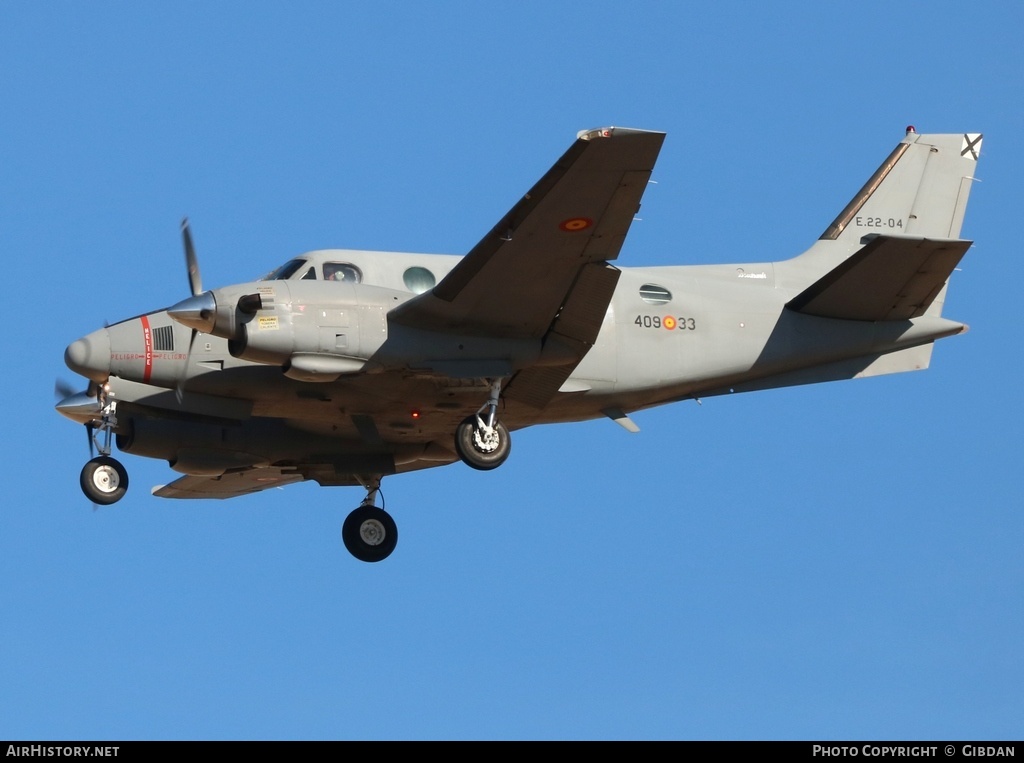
xmin=454 ymin=416 xmax=511 ymax=471
xmin=342 ymin=505 xmax=398 ymax=563
xmin=80 ymin=456 xmax=129 ymax=505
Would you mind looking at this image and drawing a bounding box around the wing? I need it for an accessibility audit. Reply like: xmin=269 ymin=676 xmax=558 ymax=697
xmin=152 ymin=467 xmax=306 ymax=499
xmin=388 ymin=126 xmax=665 ymax=406
xmin=152 ymin=454 xmax=461 ymax=499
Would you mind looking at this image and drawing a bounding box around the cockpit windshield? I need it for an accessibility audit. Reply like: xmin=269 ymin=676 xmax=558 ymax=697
xmin=262 ymin=259 xmax=310 ymax=280
xmin=262 ymin=258 xmax=366 ymax=284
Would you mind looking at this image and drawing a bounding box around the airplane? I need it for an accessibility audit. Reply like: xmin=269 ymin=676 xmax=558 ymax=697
xmin=55 ymin=125 xmax=983 ymax=563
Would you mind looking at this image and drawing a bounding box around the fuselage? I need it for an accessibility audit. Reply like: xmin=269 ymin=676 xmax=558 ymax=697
xmin=65 ymin=244 xmax=964 ymax=446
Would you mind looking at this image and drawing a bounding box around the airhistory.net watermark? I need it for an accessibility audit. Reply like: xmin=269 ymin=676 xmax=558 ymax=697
xmin=6 ymin=747 xmax=118 ymax=757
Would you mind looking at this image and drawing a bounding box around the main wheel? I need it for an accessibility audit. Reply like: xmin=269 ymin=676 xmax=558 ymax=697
xmin=342 ymin=505 xmax=398 ymax=563
xmin=455 ymin=415 xmax=511 ymax=470
xmin=80 ymin=456 xmax=129 ymax=505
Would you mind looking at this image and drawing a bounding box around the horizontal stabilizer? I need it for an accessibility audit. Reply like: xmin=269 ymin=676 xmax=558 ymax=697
xmin=786 ymin=235 xmax=972 ymax=321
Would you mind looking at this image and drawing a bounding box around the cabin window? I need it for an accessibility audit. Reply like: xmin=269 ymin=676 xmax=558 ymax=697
xmin=639 ymin=283 xmax=672 ymax=305
xmin=403 ymin=266 xmax=436 ymax=294
xmin=324 ymin=263 xmax=362 ymax=283
xmin=264 ymin=258 xmax=308 ymax=280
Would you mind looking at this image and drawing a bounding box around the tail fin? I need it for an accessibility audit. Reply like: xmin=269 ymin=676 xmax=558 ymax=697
xmin=820 ymin=129 xmax=982 ymax=242
xmin=787 ymin=129 xmax=982 ymax=322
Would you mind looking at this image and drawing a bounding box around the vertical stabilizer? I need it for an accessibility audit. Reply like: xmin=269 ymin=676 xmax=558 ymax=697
xmin=820 ymin=130 xmax=982 ymax=242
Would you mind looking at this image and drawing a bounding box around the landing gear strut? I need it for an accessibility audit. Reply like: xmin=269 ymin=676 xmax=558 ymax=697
xmin=80 ymin=389 xmax=129 ymax=505
xmin=454 ymin=378 xmax=511 ymax=470
xmin=342 ymin=478 xmax=397 ymax=563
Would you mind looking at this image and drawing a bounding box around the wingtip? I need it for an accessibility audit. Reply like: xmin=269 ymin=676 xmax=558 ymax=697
xmin=577 ymin=127 xmax=614 ymax=140
xmin=576 ymin=126 xmax=665 ymax=141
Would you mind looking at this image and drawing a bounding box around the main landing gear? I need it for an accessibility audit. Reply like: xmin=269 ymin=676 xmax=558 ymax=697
xmin=342 ymin=477 xmax=398 ymax=563
xmin=454 ymin=378 xmax=511 ymax=471
xmin=79 ymin=390 xmax=129 ymax=505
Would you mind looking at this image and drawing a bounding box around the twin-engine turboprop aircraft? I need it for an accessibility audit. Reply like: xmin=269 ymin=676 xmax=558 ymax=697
xmin=56 ymin=125 xmax=982 ymax=562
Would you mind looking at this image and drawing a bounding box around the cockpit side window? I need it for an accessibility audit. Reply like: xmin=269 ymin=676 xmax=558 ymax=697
xmin=324 ymin=263 xmax=362 ymax=283
xmin=301 ymin=267 xmax=317 ymax=280
xmin=263 ymin=259 xmax=309 ymax=280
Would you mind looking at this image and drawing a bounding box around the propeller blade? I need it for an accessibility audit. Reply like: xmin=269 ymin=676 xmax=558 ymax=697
xmin=54 ymin=378 xmax=77 ymax=400
xmin=181 ymin=217 xmax=202 ymax=297
xmin=176 ymin=328 xmax=199 ymax=404
xmin=85 ymin=421 xmax=95 ymax=459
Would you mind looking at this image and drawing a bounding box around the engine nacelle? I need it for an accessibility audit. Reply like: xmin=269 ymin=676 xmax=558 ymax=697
xmin=116 ymin=417 xmax=268 ymax=475
xmin=223 ymin=281 xmax=397 ymax=371
xmin=117 ymin=416 xmax=397 ymax=476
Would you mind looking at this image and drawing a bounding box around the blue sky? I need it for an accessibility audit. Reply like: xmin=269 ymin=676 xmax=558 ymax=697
xmin=2 ymin=1 xmax=1021 ymax=741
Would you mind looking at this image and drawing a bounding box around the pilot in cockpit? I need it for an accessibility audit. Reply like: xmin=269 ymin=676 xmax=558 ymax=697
xmin=324 ymin=263 xmax=361 ymax=283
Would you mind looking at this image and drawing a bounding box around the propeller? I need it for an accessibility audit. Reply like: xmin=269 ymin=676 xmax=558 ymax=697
xmin=178 ymin=218 xmax=203 ymax=402
xmin=171 ymin=218 xmax=260 ymax=398
xmin=55 ymin=378 xmax=97 ymax=458
xmin=182 ymin=217 xmax=202 ymax=297
xmin=54 ymin=378 xmax=76 ymax=400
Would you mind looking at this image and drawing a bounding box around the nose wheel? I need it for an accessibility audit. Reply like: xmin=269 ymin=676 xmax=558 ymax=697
xmin=80 ymin=456 xmax=129 ymax=505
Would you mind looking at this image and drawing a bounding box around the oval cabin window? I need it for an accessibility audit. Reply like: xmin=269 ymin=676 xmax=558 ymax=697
xmin=403 ymin=266 xmax=436 ymax=294
xmin=639 ymin=283 xmax=672 ymax=305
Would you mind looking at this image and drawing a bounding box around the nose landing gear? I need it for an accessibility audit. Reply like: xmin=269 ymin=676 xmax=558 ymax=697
xmin=79 ymin=387 xmax=129 ymax=505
